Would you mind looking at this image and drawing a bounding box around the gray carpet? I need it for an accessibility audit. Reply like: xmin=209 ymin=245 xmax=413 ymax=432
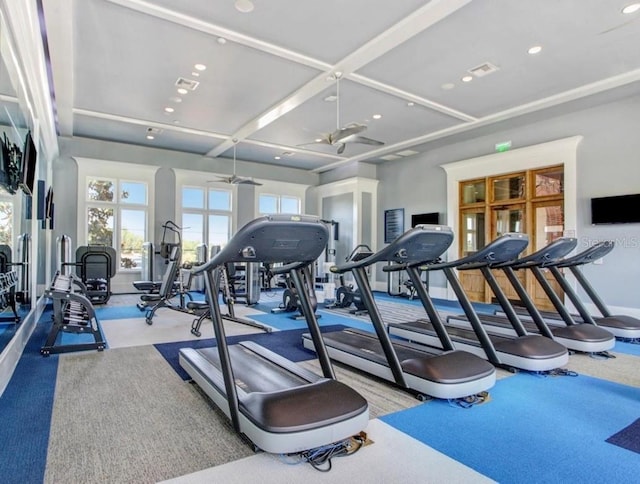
xmin=44 ymin=345 xmax=254 ymax=484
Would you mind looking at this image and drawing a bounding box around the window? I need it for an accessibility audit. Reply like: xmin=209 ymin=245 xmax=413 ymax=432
xmin=85 ymin=177 xmax=148 ymax=271
xmin=181 ymin=186 xmax=232 ymax=263
xmin=0 ymin=197 xmax=13 ymax=248
xmin=258 ymin=193 xmax=301 ymax=216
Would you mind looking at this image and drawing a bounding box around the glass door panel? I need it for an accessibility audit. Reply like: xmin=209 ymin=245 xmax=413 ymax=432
xmin=493 ymin=207 xmax=525 ymax=237
xmin=460 ymin=211 xmax=486 ymax=256
xmin=459 ymin=210 xmax=487 ymax=302
xmin=492 ymin=174 xmax=525 ymax=202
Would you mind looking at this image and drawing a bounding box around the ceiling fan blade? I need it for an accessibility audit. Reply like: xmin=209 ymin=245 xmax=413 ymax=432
xmin=237 ymin=178 xmax=263 ymax=186
xmin=351 ymin=135 xmax=384 ymax=146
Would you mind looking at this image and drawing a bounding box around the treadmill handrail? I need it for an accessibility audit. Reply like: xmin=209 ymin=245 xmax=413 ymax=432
xmin=549 ymin=240 xmax=614 ymax=268
xmin=331 ymin=224 xmax=453 ymax=274
xmin=192 ymin=214 xmax=328 ymax=275
xmin=496 ymin=237 xmax=578 ymax=269
xmin=422 ymin=233 xmax=529 ymax=271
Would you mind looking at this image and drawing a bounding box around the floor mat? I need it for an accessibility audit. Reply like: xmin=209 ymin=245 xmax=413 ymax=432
xmin=381 ymin=372 xmax=640 ymax=483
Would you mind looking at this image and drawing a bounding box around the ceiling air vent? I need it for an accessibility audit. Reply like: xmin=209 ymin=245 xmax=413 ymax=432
xmin=468 ymin=62 xmax=499 ymax=78
xmin=175 ymin=77 xmax=200 ymax=91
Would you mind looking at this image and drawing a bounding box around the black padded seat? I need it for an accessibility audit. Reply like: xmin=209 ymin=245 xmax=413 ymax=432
xmin=186 ymin=301 xmax=208 ymax=311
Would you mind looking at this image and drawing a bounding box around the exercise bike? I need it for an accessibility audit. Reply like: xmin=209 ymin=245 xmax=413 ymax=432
xmin=330 ymin=244 xmax=373 ymax=315
xmin=272 ymin=264 xmax=321 ymax=320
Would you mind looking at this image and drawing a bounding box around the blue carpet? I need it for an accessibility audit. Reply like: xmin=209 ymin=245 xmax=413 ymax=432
xmin=0 ymin=310 xmax=59 ymax=484
xmin=613 ymin=340 xmax=640 ymax=356
xmin=155 ymin=324 xmax=348 ymax=380
xmin=248 ymin=309 xmax=375 ymax=332
xmin=381 ymin=373 xmax=640 ymax=483
xmin=606 ymin=418 xmax=640 ymax=454
xmin=95 ymin=305 xmax=145 ymax=320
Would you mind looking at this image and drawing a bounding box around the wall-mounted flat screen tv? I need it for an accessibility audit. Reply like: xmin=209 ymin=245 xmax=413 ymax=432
xmin=591 ymin=194 xmax=640 ymax=225
xmin=411 ymin=212 xmax=440 ymax=227
xmin=20 ymin=130 xmax=37 ymax=196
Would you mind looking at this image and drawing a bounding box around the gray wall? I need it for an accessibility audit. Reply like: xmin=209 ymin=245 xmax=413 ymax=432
xmin=376 ymin=92 xmax=640 ymax=309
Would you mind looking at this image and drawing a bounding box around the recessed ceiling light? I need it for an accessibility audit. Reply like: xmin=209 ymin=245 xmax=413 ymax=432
xmin=235 ymin=0 xmax=254 ymax=13
xmin=217 ymin=37 xmax=227 ymax=45
xmin=191 ymin=72 xmax=200 ymax=77
xmin=314 ymin=138 xmax=323 ymax=143
xmin=194 ymin=64 xmax=207 ymax=71
xmin=177 ymin=88 xmax=188 ymax=95
xmin=622 ymin=3 xmax=640 ymax=14
xmin=461 ymin=76 xmax=473 ymax=83
xmin=274 ymin=156 xmax=281 ymax=160
xmin=441 ymin=83 xmax=455 ymax=90
xmin=169 ymin=97 xmax=182 ymax=103
xmin=146 ymin=135 xmax=154 ymax=140
xmin=528 ymin=45 xmax=542 ymax=55
xmin=324 ymin=95 xmax=337 ymax=102
xmin=406 ymin=101 xmax=415 ymax=107
xmin=164 ymin=107 xmax=174 ymax=113
xmin=372 ymin=114 xmax=382 ymax=120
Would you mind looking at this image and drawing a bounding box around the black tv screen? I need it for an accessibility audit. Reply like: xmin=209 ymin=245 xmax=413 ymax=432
xmin=20 ymin=130 xmax=37 ymax=196
xmin=591 ymin=194 xmax=640 ymax=225
xmin=411 ymin=212 xmax=440 ymax=227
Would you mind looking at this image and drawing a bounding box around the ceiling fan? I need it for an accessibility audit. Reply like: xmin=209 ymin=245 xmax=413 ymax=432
xmin=211 ymin=140 xmax=262 ymax=186
xmin=301 ymin=73 xmax=384 ymax=155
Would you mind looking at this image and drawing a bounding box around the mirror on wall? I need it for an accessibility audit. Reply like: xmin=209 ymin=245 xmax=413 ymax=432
xmin=0 ymin=15 xmax=32 ymax=355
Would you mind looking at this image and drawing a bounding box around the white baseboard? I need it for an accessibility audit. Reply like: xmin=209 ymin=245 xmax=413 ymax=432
xmin=0 ymin=296 xmax=46 ymax=397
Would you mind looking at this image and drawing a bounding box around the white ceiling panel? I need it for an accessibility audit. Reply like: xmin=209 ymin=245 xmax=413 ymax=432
xmin=145 ymin=0 xmax=431 ymax=63
xmin=73 ymin=0 xmax=321 ymax=134
xmin=249 ymin=78 xmax=463 ymax=155
xmin=359 ymin=0 xmax=640 ymax=117
xmin=39 ymin=0 xmax=640 ymax=174
xmin=220 ymin=142 xmax=340 ymax=171
xmin=73 ymin=113 xmax=222 ymax=155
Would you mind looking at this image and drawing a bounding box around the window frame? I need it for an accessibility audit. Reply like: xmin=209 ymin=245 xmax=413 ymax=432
xmin=175 ymin=172 xmax=235 ymax=263
xmin=75 ymin=158 xmax=158 ymax=275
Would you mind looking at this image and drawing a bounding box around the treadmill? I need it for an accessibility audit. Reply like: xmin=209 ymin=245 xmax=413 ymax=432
xmin=179 ymin=215 xmax=368 ymax=454
xmin=446 ymin=237 xmax=615 ymax=353
xmin=303 ymin=225 xmax=496 ymax=400
xmin=537 ymin=241 xmax=640 ymax=339
xmin=388 ymin=233 xmax=569 ymax=372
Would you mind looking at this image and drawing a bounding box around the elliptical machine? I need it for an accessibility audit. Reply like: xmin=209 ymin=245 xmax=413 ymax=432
xmin=330 ymin=244 xmax=373 ymax=315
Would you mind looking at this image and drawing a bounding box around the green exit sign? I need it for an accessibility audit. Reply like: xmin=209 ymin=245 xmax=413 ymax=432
xmin=495 ymin=141 xmax=512 ymax=152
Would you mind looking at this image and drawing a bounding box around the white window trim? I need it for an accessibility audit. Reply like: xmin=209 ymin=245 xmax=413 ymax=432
xmin=440 ymin=135 xmax=582 ymax=299
xmin=174 ymin=168 xmax=236 ymax=250
xmin=74 ymin=157 xmax=159 ymax=273
xmin=254 ymin=180 xmax=308 ymax=217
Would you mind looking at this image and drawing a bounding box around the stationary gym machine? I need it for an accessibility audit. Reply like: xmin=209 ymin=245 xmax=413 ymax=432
xmin=327 ymin=244 xmax=373 ymax=315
